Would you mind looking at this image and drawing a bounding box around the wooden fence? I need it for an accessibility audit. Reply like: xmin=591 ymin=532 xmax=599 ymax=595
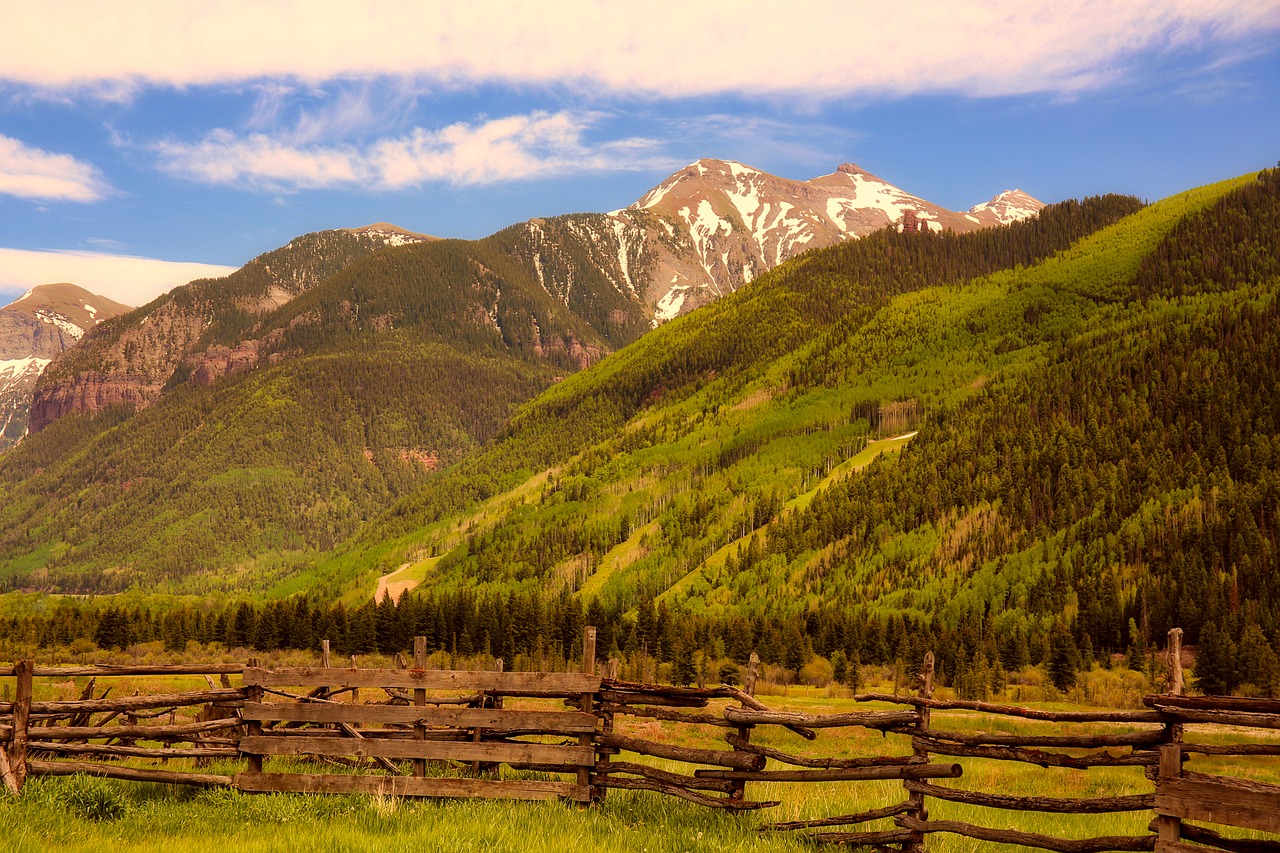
xmin=2 ymin=627 xmax=1278 ymax=853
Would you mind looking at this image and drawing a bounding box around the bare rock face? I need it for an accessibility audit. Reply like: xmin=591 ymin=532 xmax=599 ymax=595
xmin=27 ymin=373 xmax=158 ymax=433
xmin=0 ymin=284 xmax=131 ymax=449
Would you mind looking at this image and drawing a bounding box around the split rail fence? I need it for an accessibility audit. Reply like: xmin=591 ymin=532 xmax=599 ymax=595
xmin=2 ymin=627 xmax=1278 ymax=852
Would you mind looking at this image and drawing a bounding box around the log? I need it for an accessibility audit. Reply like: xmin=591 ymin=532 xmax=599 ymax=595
xmin=871 ymin=694 xmax=1163 ymax=722
xmin=895 ymin=815 xmax=1156 ymax=852
xmin=904 ymin=780 xmax=1155 ymax=813
xmin=29 ymin=689 xmax=245 ymax=715
xmin=600 ymin=702 xmax=733 ymax=727
xmin=694 ymin=763 xmax=962 ymax=783
xmin=724 ymin=733 xmax=912 ymax=769
xmin=719 ymin=684 xmax=817 ymax=740
xmin=596 ymin=761 xmax=737 ymax=794
xmin=11 ymin=660 xmax=31 ymax=788
xmin=761 ymin=800 xmax=914 ymax=831
xmin=915 ymin=725 xmax=1165 ymax=748
xmin=724 ymin=706 xmax=916 ymax=729
xmin=27 ymin=742 xmax=240 ymax=759
xmin=1155 ymin=769 xmax=1280 ymax=834
xmin=598 ymin=774 xmax=778 ymax=811
xmin=30 ymin=665 xmax=243 ymax=677
xmin=1180 ymin=742 xmax=1280 ymax=757
xmin=596 ymin=732 xmax=764 ymax=771
xmin=597 ymin=690 xmax=708 ymax=708
xmin=906 ymin=650 xmax=935 ymax=853
xmin=238 ymin=735 xmax=593 ymax=766
xmin=1151 ymin=705 xmax=1280 ymax=730
xmin=35 ymin=717 xmax=241 ymax=741
xmin=807 ymin=829 xmax=915 ymax=845
xmin=601 ymin=679 xmax=733 ymax=699
xmin=1146 ymin=818 xmax=1280 ymax=853
xmin=240 ymin=701 xmax=597 ymax=732
xmin=236 ymin=771 xmax=589 ymax=802
xmin=1143 ymin=695 xmax=1280 ymax=714
xmin=27 ymin=759 xmax=233 ymax=788
xmin=913 ymin=737 xmax=1160 ymax=769
xmin=244 ymin=667 xmax=600 ymax=696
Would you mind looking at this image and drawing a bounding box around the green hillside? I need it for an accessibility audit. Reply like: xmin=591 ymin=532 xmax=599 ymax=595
xmin=299 ymin=169 xmax=1277 ymax=680
xmin=0 ymin=228 xmax=653 ymax=593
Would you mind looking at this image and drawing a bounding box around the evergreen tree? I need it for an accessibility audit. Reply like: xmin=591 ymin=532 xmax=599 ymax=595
xmin=1047 ymin=623 xmax=1080 ymax=692
xmin=1194 ymin=622 xmax=1239 ymax=696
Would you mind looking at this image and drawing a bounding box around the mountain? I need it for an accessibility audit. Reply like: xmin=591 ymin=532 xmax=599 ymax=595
xmin=510 ymin=159 xmax=1043 ymax=321
xmin=28 ymin=227 xmax=437 ymax=433
xmin=307 ymin=168 xmax=1279 ymax=671
xmin=0 ymin=159 xmax=1044 ymax=593
xmin=0 ymin=283 xmax=130 ymax=449
xmin=26 ymin=161 xmax=1035 ymax=436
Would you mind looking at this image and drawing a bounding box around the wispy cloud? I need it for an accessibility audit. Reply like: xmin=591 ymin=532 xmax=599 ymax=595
xmin=152 ymin=110 xmax=674 ymax=192
xmin=0 ymin=134 xmax=112 ymax=202
xmin=1 ymin=2 xmax=1277 ymax=100
xmin=0 ymin=247 xmax=238 ymax=305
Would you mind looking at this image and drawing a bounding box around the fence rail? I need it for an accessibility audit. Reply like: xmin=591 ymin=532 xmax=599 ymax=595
xmin=2 ymin=626 xmax=1278 ymax=851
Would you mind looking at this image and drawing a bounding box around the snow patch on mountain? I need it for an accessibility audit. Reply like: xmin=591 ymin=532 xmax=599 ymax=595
xmin=0 ymin=356 xmax=49 ymax=380
xmin=35 ymin=309 xmax=85 ymax=340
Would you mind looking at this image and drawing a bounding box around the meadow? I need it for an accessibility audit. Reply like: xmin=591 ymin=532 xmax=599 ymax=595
xmin=3 ymin=664 xmax=1277 ymax=853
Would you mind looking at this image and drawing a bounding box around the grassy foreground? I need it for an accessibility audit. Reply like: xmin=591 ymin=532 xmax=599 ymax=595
xmin=3 ymin=684 xmax=1276 ymax=852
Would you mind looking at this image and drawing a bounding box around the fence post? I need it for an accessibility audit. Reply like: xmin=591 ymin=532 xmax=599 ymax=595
xmin=905 ymin=651 xmax=935 ymax=853
xmin=244 ymin=657 xmax=263 ymax=776
xmin=1156 ymin=627 xmax=1185 ymax=846
xmin=581 ymin=626 xmax=597 ymax=801
xmin=729 ymin=652 xmax=761 ymax=807
xmin=413 ymin=636 xmax=427 ymax=779
xmin=2 ymin=660 xmax=31 ymax=793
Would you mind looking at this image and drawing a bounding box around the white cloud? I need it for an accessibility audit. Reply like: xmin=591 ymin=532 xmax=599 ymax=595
xmin=1 ymin=1 xmax=1276 ymax=99
xmin=0 ymin=248 xmax=238 ymax=306
xmin=0 ymin=135 xmax=112 ymax=202
xmin=153 ymin=111 xmax=673 ymax=192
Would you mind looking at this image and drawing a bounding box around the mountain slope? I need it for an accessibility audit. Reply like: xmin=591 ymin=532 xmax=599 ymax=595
xmin=308 ymin=168 xmax=1279 ymax=677
xmin=0 ymin=229 xmax=646 ymax=593
xmin=29 ymin=228 xmax=436 ymax=432
xmin=308 ymin=192 xmax=1139 ymax=599
xmin=0 ymin=284 xmax=130 ymax=449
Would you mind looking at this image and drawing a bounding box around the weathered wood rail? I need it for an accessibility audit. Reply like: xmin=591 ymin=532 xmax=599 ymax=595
xmin=2 ymin=626 xmax=1278 ymax=852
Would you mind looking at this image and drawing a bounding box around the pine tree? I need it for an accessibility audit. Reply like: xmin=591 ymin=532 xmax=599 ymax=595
xmin=1047 ymin=624 xmax=1080 ymax=692
xmin=1194 ymin=622 xmax=1239 ymax=696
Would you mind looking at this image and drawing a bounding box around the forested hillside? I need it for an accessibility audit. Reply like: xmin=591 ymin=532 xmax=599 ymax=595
xmin=293 ymin=170 xmax=1277 ymax=688
xmin=0 ymin=231 xmax=648 ymax=592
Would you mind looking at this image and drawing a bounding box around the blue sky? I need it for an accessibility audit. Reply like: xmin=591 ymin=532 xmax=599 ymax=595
xmin=1 ymin=1 xmax=1278 ymax=307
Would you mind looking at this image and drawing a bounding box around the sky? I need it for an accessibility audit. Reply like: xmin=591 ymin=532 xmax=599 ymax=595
xmin=1 ymin=1 xmax=1278 ymax=307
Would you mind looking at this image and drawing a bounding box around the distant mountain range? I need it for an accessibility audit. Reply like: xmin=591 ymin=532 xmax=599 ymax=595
xmin=0 ymin=283 xmax=130 ymax=450
xmin=0 ymin=158 xmax=1042 ymax=594
xmin=22 ymin=160 xmax=1038 ymax=437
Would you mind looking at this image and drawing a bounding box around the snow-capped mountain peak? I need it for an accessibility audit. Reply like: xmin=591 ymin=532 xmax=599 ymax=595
xmin=598 ymin=159 xmax=1042 ymax=322
xmin=968 ymin=189 xmax=1044 ymax=225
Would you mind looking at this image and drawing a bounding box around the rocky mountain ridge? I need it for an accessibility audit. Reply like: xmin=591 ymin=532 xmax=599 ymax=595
xmin=24 ymin=161 xmax=1039 ymax=435
xmin=0 ymin=283 xmax=130 ymax=448
xmin=507 ymin=159 xmax=1042 ymax=320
